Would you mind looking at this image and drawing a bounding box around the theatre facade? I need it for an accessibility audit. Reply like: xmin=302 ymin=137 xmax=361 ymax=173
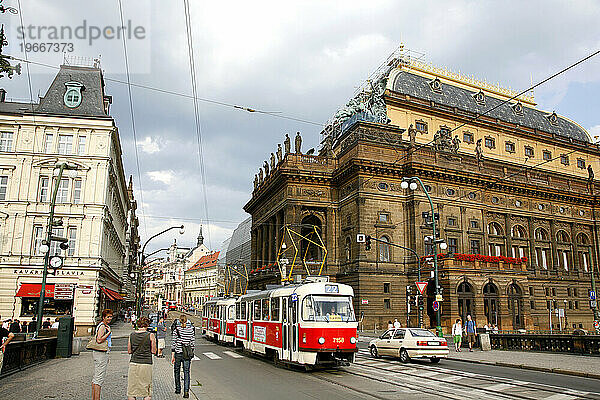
xmin=244 ymin=52 xmax=600 ymax=333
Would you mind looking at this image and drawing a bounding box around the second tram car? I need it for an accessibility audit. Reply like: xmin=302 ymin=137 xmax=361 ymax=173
xmin=204 ymin=276 xmax=358 ymax=367
xmin=202 ymin=297 xmax=237 ymax=344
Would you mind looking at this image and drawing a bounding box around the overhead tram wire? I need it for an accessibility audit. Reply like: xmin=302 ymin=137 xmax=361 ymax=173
xmin=359 ymin=49 xmax=600 ymax=189
xmin=7 ymin=57 xmax=324 ymax=128
xmin=117 ymin=0 xmax=147 ymax=233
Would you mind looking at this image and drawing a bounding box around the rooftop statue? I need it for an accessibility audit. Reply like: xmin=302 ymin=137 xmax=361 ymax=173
xmin=284 ymin=134 xmax=291 ymax=154
xmin=253 ymin=174 xmax=258 ymax=190
xmin=475 ymin=138 xmax=483 ymax=166
xmin=263 ymin=160 xmax=269 ymax=177
xmin=277 ymin=144 xmax=282 ymax=163
xmin=407 ymin=124 xmax=416 ymax=144
xmin=295 ymin=132 xmax=302 ymax=154
xmin=259 ymin=168 xmax=263 ymax=184
xmin=270 ymin=152 xmax=276 ymax=170
xmin=588 ymin=165 xmax=595 ymax=181
xmin=451 ymin=135 xmax=461 ymax=153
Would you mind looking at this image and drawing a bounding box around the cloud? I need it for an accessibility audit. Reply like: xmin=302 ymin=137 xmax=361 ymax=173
xmin=147 ymin=170 xmax=174 ymax=185
xmin=138 ymin=137 xmax=160 ymax=154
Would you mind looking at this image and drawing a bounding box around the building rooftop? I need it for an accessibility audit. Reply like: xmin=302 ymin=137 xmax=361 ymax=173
xmin=187 ymin=251 xmax=220 ymax=271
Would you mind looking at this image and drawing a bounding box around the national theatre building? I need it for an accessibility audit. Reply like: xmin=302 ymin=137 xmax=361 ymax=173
xmin=244 ymin=50 xmax=599 ymax=333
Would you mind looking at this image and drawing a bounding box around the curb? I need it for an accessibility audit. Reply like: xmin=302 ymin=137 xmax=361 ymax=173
xmin=446 ymin=356 xmax=600 ymax=380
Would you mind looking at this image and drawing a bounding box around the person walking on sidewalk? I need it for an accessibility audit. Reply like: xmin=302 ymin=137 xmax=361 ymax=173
xmin=451 ymin=318 xmax=462 ymax=352
xmin=127 ymin=316 xmax=156 ymax=400
xmin=91 ymin=309 xmax=113 ymax=400
xmin=156 ymin=317 xmax=167 ymax=358
xmin=465 ymin=315 xmax=477 ymax=352
xmin=0 ymin=323 xmax=15 ymax=373
xmin=387 ymin=320 xmax=393 ymax=330
xmin=393 ymin=319 xmax=401 ymax=329
xmin=171 ymin=314 xmax=195 ymax=398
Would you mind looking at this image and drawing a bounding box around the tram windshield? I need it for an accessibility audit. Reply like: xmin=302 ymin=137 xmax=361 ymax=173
xmin=302 ymin=295 xmax=355 ymax=322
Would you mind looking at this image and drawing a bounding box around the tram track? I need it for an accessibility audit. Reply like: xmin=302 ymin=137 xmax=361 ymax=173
xmin=352 ymin=352 xmax=600 ymax=400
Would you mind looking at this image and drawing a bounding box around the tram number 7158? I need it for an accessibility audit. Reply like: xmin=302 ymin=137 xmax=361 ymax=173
xmin=332 ymin=337 xmax=345 ymax=344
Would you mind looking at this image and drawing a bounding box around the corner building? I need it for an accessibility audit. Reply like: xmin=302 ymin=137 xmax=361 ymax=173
xmin=244 ymin=55 xmax=600 ymax=333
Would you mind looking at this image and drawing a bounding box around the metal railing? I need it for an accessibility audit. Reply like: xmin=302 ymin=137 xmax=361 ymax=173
xmin=0 ymin=337 xmax=57 ymax=378
xmin=489 ymin=333 xmax=600 ymax=355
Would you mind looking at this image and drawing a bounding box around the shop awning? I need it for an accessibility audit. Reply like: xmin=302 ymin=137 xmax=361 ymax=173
xmin=101 ymin=287 xmax=124 ymax=301
xmin=16 ymin=283 xmax=55 ymax=298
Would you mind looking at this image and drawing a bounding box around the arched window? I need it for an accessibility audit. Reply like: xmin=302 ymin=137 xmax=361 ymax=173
xmin=487 ymin=222 xmax=504 ymax=236
xmin=556 ymin=230 xmax=570 ymax=243
xmin=457 ymin=281 xmax=475 ymax=322
xmin=483 ymin=283 xmax=500 ymax=327
xmin=534 ymin=227 xmax=549 ymax=241
xmin=300 ymin=215 xmax=323 ymax=263
xmin=345 ymin=236 xmax=351 ymax=262
xmin=378 ymin=236 xmax=390 ymax=262
xmin=511 ymin=225 xmax=527 ymax=238
xmin=507 ymin=283 xmax=523 ymax=329
xmin=576 ymin=233 xmax=590 ymax=245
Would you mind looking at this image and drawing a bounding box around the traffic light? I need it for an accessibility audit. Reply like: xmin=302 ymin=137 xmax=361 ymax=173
xmin=365 ymin=235 xmax=371 ymax=251
xmin=409 ymin=296 xmax=416 ymax=307
xmin=417 ymin=295 xmax=424 ymax=310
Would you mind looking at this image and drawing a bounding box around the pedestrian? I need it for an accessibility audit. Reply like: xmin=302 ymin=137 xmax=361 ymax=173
xmin=91 ymin=309 xmax=113 ymax=400
xmin=157 ymin=317 xmax=167 ymax=358
xmin=42 ymin=317 xmax=51 ymax=329
xmin=127 ymin=316 xmax=156 ymax=400
xmin=171 ymin=314 xmax=195 ymax=398
xmin=0 ymin=322 xmax=15 ymax=373
xmin=393 ymin=318 xmax=401 ymax=329
xmin=451 ymin=318 xmax=462 ymax=352
xmin=21 ymin=320 xmax=28 ymax=333
xmin=492 ymin=324 xmax=499 ymax=334
xmin=131 ymin=312 xmax=137 ymax=329
xmin=465 ymin=314 xmax=477 ymax=352
xmin=387 ymin=320 xmax=393 ymax=330
xmin=28 ymin=316 xmax=37 ymax=333
xmin=51 ymin=317 xmax=60 ymax=329
xmin=9 ymin=319 xmax=21 ymax=333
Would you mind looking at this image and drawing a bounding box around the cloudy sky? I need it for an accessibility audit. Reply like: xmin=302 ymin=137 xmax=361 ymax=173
xmin=2 ymin=0 xmax=600 ymax=255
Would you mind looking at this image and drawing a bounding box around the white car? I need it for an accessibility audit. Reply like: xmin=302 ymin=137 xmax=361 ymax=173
xmin=368 ymin=328 xmax=449 ymax=363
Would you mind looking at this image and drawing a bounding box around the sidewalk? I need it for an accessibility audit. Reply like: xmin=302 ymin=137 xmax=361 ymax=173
xmin=358 ymin=331 xmax=600 ymax=380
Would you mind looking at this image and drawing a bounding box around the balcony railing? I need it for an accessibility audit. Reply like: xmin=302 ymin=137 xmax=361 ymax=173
xmin=489 ymin=333 xmax=600 ymax=355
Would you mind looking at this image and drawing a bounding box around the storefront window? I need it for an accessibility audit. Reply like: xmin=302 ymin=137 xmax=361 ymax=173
xmin=20 ymin=298 xmax=73 ymax=316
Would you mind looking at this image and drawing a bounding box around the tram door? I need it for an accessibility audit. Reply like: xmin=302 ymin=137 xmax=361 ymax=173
xmin=220 ymin=305 xmax=225 ymax=341
xmin=289 ymin=297 xmax=298 ymax=362
xmin=282 ymin=298 xmax=289 ymax=361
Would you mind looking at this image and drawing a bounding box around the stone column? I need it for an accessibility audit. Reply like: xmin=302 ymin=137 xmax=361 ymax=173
xmin=549 ymin=219 xmax=558 ymax=270
xmin=261 ymin=224 xmax=268 ymax=267
xmin=504 ymin=214 xmax=513 ymax=257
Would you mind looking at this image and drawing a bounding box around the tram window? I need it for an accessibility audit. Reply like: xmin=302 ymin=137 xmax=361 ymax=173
xmin=236 ymin=303 xmax=240 ymax=319
xmin=228 ymin=305 xmax=235 ymax=320
xmin=262 ymin=298 xmax=270 ymax=321
xmin=240 ymin=301 xmax=247 ymax=320
xmin=302 ymin=295 xmax=356 ymax=322
xmin=271 ymin=298 xmax=280 ymax=321
xmin=254 ymin=300 xmax=261 ymax=320
xmin=282 ymin=299 xmax=287 ymax=322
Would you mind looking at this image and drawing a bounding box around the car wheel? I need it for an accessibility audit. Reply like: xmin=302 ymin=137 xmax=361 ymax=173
xmin=430 ymin=357 xmax=440 ymax=364
xmin=399 ymin=348 xmax=410 ymax=363
xmin=370 ymin=345 xmax=379 ymax=358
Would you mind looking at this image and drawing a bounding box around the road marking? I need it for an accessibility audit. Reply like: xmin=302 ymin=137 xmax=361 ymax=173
xmin=202 ymin=352 xmax=222 ymax=360
xmin=485 ymin=383 xmax=515 ymax=392
xmin=192 ymin=355 xmax=201 ymax=360
xmin=223 ymin=351 xmax=243 ymax=358
xmin=543 ymin=395 xmax=579 ymax=400
xmin=439 ymin=375 xmax=464 ymax=382
xmin=413 ymin=370 xmax=441 ymax=378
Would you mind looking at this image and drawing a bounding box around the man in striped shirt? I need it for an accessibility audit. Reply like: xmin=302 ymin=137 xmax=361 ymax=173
xmin=171 ymin=314 xmax=195 ymax=398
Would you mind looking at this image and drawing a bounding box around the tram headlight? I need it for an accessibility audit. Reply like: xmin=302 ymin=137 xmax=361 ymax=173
xmin=350 ymin=337 xmax=357 ymax=344
xmin=318 ymin=337 xmax=325 ymax=345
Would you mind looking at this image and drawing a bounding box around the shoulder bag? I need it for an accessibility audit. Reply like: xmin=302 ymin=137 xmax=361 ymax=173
xmin=86 ymin=323 xmax=109 ymax=352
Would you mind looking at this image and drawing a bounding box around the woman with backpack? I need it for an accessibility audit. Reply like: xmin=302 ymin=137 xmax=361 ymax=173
xmin=171 ymin=314 xmax=195 ymax=398
xmin=127 ymin=316 xmax=156 ymax=400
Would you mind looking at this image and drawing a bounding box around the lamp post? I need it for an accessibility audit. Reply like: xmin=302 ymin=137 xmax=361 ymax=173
xmin=402 ymin=176 xmax=444 ymax=337
xmin=135 ymin=225 xmax=184 ymax=317
xmin=35 ymin=162 xmax=77 ymax=334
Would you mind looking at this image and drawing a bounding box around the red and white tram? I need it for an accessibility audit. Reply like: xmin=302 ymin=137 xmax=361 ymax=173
xmin=202 ymin=297 xmax=236 ymax=344
xmin=233 ymin=277 xmax=358 ymax=367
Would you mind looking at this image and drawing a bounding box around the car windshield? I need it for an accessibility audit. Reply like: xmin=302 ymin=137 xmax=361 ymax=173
xmin=302 ymin=295 xmax=355 ymax=322
xmin=409 ymin=328 xmax=436 ymax=337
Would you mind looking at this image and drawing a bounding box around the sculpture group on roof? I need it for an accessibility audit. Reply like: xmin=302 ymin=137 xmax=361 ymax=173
xmin=253 ymin=132 xmax=303 ymax=191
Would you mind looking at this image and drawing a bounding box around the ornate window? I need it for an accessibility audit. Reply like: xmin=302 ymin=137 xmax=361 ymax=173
xmin=446 ymin=188 xmax=456 ymax=196
xmin=524 ymin=146 xmax=534 ymax=157
xmin=511 ymin=225 xmax=527 ymax=238
xmin=429 ymin=78 xmax=442 ymax=93
xmin=463 ymin=131 xmax=474 ymax=144
xmin=512 ymin=102 xmax=523 ymax=115
xmin=491 ymin=196 xmax=499 ymax=204
xmin=547 ymin=112 xmax=559 ymax=125
xmin=378 ymin=182 xmax=389 ymax=191
xmin=64 ymin=81 xmax=84 ymax=108
xmin=483 ymin=283 xmax=499 ymax=326
xmin=485 ymin=137 xmax=496 ymax=149
xmin=470 ymin=219 xmax=479 ymax=229
xmin=378 ymin=212 xmax=390 ymax=223
xmin=556 ymin=230 xmax=570 ymax=243
xmin=542 ymin=150 xmax=552 ymax=161
xmin=487 ymin=222 xmax=504 ymax=236
xmin=577 ymin=158 xmax=586 ymax=169
xmin=458 ymin=282 xmax=475 ymax=322
xmin=505 ymin=141 xmax=515 ymax=153
xmin=0 ymin=176 xmax=7 ymax=200
xmin=447 ymin=217 xmax=457 ymax=227
xmin=0 ymin=132 xmax=14 ymax=152
xmin=576 ymin=233 xmax=590 ymax=245
xmin=534 ymin=228 xmax=549 ymax=241
xmin=560 ymin=154 xmax=569 ymax=165
xmin=473 ymin=90 xmax=485 ymax=105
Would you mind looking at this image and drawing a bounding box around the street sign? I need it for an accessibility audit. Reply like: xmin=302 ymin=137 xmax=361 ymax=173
xmin=590 ymin=290 xmax=596 ymax=301
xmin=290 ymin=293 xmax=298 ymax=302
xmin=415 ymin=281 xmax=428 ymax=295
xmin=591 ymin=300 xmax=597 ymax=309
xmin=279 ymin=258 xmax=289 ymax=265
xmin=594 ymin=320 xmax=599 ymax=330
xmin=432 ymin=301 xmax=439 ymax=312
xmin=361 ymin=299 xmax=368 ymax=305
xmin=356 ymin=234 xmax=366 ymax=243
xmin=435 ymin=294 xmax=443 ymax=302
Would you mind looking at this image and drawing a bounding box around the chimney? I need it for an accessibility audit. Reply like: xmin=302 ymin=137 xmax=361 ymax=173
xmin=0 ymin=89 xmax=6 ymax=102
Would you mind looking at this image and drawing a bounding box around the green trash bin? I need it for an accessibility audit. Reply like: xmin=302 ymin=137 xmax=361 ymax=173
xmin=56 ymin=316 xmax=74 ymax=358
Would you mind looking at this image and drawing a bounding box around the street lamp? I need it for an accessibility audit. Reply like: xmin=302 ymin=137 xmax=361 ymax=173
xmin=35 ymin=162 xmax=78 ymax=335
xmin=135 ymin=225 xmax=185 ymax=316
xmin=402 ymin=176 xmax=444 ymax=337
